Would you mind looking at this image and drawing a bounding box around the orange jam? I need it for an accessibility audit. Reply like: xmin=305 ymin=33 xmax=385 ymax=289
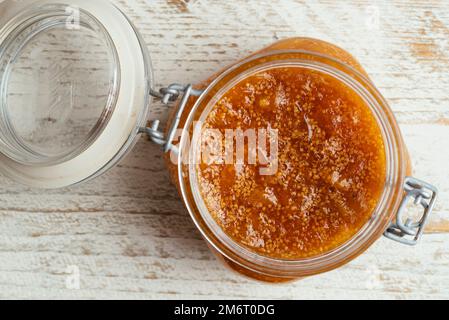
xmin=196 ymin=66 xmax=387 ymax=259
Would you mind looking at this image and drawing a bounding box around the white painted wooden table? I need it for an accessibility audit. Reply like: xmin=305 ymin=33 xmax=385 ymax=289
xmin=1 ymin=0 xmax=448 ymax=300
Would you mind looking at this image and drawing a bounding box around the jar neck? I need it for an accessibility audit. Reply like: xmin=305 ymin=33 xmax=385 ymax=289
xmin=178 ymin=50 xmax=408 ymax=278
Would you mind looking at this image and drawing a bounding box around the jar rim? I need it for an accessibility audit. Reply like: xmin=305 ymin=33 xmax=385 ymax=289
xmin=178 ymin=49 xmax=407 ymax=278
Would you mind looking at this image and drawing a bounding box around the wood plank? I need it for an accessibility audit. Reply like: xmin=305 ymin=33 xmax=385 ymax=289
xmin=0 ymin=229 xmax=447 ymax=299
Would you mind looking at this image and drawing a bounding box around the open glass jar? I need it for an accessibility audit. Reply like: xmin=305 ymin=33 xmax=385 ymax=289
xmin=0 ymin=0 xmax=151 ymax=187
xmin=0 ymin=0 xmax=438 ymax=282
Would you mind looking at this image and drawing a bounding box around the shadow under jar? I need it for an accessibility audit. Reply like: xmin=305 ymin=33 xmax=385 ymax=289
xmin=0 ymin=0 xmax=437 ymax=283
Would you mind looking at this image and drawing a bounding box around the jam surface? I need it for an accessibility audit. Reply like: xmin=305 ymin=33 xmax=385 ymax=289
xmin=197 ymin=66 xmax=387 ymax=259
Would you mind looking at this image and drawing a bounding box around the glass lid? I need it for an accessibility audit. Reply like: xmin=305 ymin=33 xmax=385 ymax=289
xmin=0 ymin=0 xmax=152 ymax=188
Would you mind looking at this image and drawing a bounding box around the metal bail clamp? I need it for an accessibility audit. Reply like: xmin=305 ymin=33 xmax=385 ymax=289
xmin=141 ymin=84 xmax=204 ymax=155
xmin=384 ymin=177 xmax=438 ymax=246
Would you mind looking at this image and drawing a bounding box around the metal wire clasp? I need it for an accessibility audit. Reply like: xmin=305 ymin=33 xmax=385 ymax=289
xmin=141 ymin=84 xmax=203 ymax=154
xmin=384 ymin=177 xmax=438 ymax=246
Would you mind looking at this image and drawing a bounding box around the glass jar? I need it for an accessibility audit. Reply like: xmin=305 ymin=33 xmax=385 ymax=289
xmin=166 ymin=39 xmax=438 ymax=282
xmin=0 ymin=0 xmax=152 ymax=188
xmin=0 ymin=0 xmax=438 ymax=282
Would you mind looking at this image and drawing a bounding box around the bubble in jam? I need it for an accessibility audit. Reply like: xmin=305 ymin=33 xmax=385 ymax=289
xmin=197 ymin=66 xmax=387 ymax=259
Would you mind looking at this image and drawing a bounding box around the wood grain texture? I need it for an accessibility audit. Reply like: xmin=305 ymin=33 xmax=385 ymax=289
xmin=0 ymin=0 xmax=448 ymax=299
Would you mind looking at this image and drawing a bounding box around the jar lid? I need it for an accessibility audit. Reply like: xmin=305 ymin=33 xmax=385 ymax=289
xmin=0 ymin=0 xmax=152 ymax=187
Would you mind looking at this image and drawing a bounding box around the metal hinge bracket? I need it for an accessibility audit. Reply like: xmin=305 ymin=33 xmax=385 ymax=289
xmin=384 ymin=177 xmax=438 ymax=246
xmin=140 ymin=84 xmax=203 ymax=154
